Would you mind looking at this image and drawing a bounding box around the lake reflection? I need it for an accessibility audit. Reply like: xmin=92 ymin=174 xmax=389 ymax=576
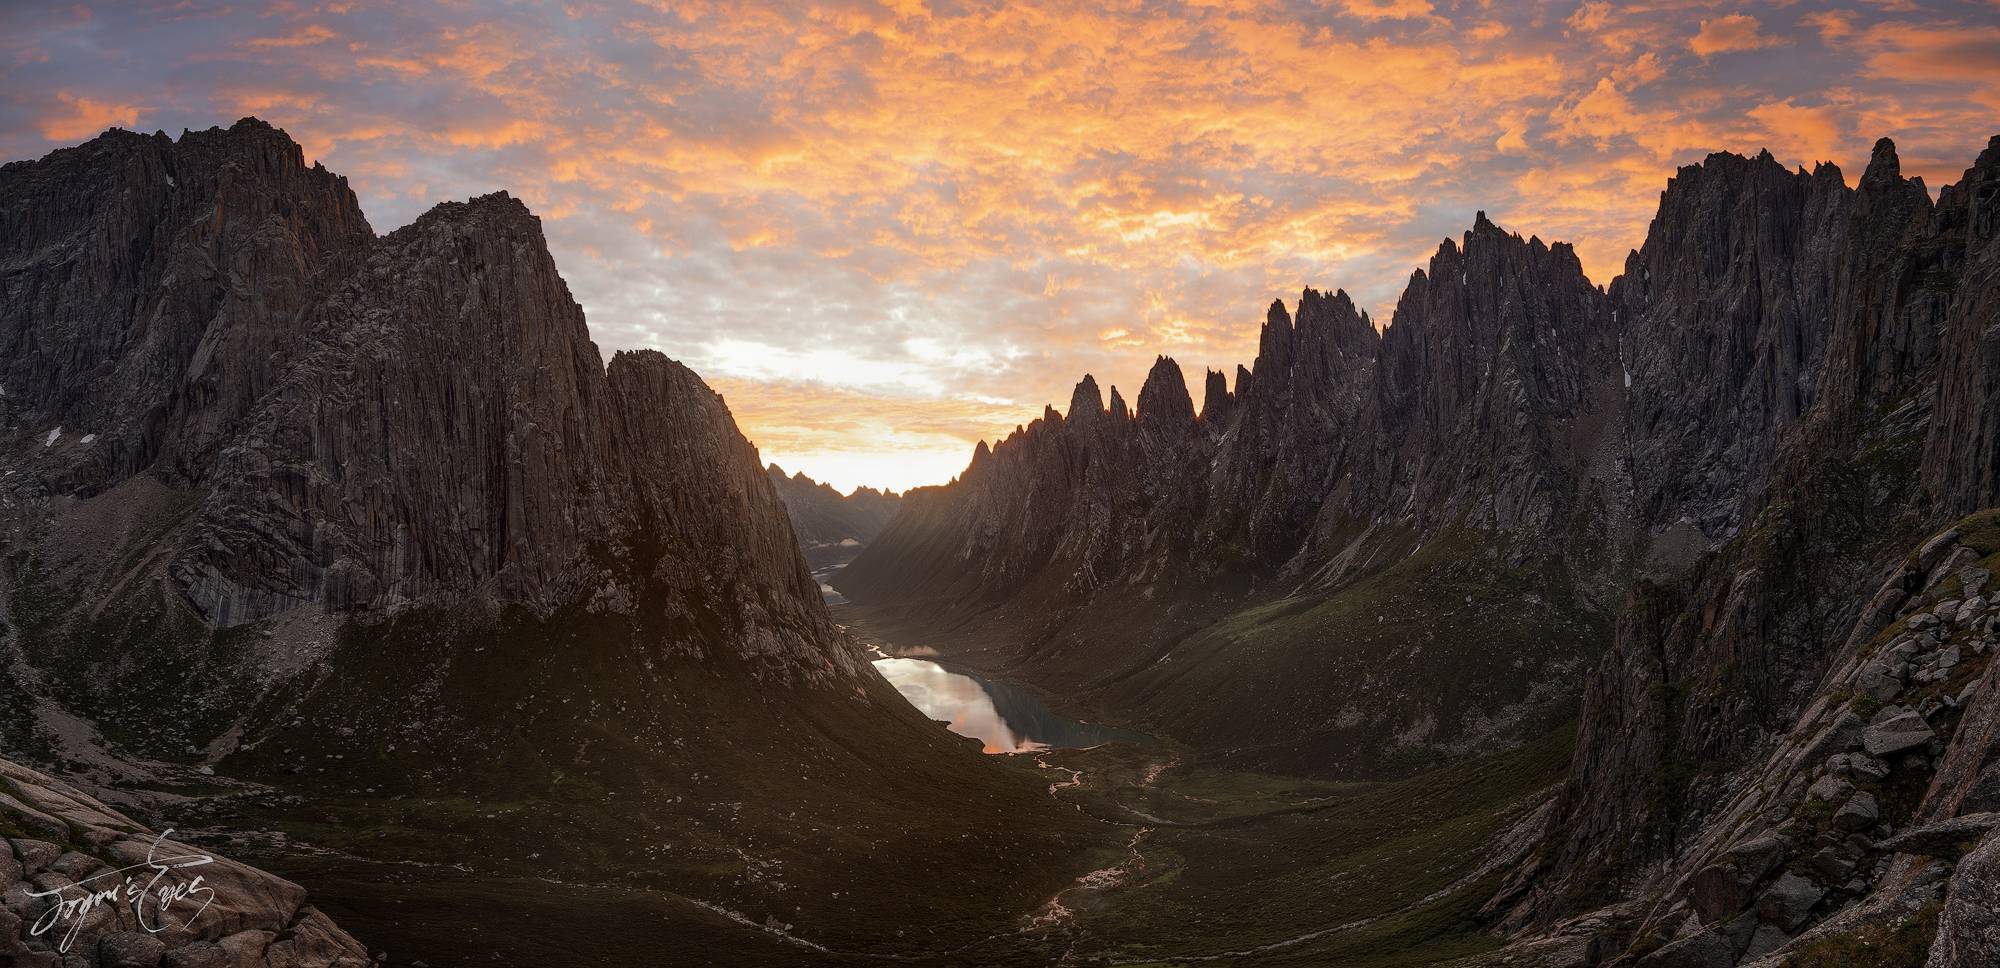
xmin=873 ymin=657 xmax=1150 ymax=754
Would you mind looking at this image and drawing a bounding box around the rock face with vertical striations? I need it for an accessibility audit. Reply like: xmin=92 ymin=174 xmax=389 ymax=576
xmin=841 ymin=218 xmax=1630 ymax=771
xmin=2 ymin=126 xmax=856 ymax=679
xmin=841 ymin=134 xmax=2000 ymax=816
xmin=0 ymin=119 xmax=373 ymax=494
xmin=1614 ymin=150 xmax=1851 ymax=563
xmin=1474 ymin=138 xmax=2000 ymax=963
xmin=0 ymin=119 xmax=1086 ymax=967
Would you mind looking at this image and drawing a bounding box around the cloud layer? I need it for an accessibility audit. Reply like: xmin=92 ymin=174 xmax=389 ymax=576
xmin=5 ymin=0 xmax=1998 ymax=492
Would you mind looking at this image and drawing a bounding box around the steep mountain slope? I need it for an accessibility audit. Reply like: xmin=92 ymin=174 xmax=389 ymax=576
xmin=839 ymin=136 xmax=2000 ymax=941
xmin=840 ymin=215 xmax=1635 ymax=772
xmin=1478 ymin=138 xmax=2000 ymax=965
xmin=764 ymin=465 xmax=901 ymax=569
xmin=0 ymin=120 xmax=1091 ymax=966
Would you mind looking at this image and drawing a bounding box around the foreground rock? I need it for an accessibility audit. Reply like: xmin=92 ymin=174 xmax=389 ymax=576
xmin=0 ymin=757 xmax=367 ymax=967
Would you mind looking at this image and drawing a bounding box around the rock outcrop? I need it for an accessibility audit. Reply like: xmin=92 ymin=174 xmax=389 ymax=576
xmin=0 ymin=755 xmax=368 ymax=967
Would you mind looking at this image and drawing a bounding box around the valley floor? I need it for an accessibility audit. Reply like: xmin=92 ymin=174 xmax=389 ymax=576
xmin=812 ymin=607 xmax=1579 ymax=967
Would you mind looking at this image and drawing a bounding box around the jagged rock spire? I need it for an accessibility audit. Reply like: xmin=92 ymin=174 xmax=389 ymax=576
xmin=1138 ymin=355 xmax=1194 ymax=440
xmin=1199 ymin=368 xmax=1233 ymax=424
xmin=1068 ymin=374 xmax=1105 ymax=423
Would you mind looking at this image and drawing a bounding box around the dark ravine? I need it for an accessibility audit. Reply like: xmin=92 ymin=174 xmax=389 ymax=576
xmin=0 ymin=120 xmax=1090 ymax=966
xmin=841 ymin=135 xmax=2000 ymax=963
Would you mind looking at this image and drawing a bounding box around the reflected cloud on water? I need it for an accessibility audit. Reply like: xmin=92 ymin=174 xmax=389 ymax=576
xmin=873 ymin=657 xmax=1149 ymax=754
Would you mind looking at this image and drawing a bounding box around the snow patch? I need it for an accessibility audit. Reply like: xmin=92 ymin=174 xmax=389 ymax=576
xmin=43 ymin=427 xmax=61 ymax=448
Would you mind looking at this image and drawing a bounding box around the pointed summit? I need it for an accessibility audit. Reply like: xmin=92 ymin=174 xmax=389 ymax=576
xmin=1254 ymin=299 xmax=1296 ymax=385
xmin=1862 ymin=137 xmax=1902 ymax=188
xmin=1199 ymin=368 xmax=1233 ymax=424
xmin=1068 ymin=374 xmax=1105 ymax=423
xmin=1138 ymin=355 xmax=1195 ymax=441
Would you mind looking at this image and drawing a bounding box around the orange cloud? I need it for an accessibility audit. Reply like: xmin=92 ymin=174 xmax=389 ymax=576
xmin=248 ymin=24 xmax=336 ymax=48
xmin=1690 ymin=14 xmax=1784 ymax=57
xmin=6 ymin=0 xmax=1999 ymax=490
xmin=37 ymin=92 xmax=139 ymax=140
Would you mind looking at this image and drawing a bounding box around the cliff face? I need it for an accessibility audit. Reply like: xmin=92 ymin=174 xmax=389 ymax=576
xmin=0 ymin=120 xmax=1084 ymax=966
xmin=840 ymin=221 xmax=1630 ymax=769
xmin=1468 ymin=140 xmax=2000 ymax=965
xmin=841 ymin=139 xmax=2000 ymax=946
xmin=0 ymin=121 xmax=853 ymax=680
xmin=1615 ymin=151 xmax=1851 ymax=557
xmin=0 ymin=120 xmax=373 ymax=494
xmin=160 ymin=192 xmax=843 ymax=679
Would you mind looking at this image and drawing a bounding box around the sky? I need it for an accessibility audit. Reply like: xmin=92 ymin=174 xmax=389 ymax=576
xmin=4 ymin=1 xmax=1999 ymax=493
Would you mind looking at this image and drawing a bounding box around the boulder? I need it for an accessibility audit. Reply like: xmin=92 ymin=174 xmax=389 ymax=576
xmin=1801 ymin=712 xmax=1865 ymax=764
xmin=1833 ymin=792 xmax=1882 ymax=833
xmin=1960 ymin=598 xmax=1989 ymax=624
xmin=1962 ymin=566 xmax=1993 ymax=600
xmin=1689 ymin=833 xmax=1793 ymax=921
xmin=1756 ymin=872 xmax=1826 ymax=931
xmin=9 ymin=841 xmax=61 ymax=876
xmin=1851 ymin=755 xmax=1892 ymax=782
xmin=1809 ymin=847 xmax=1857 ymax=882
xmin=1864 ymin=710 xmax=1937 ymax=757
xmin=1807 ymin=775 xmax=1856 ymax=803
xmin=1918 ymin=531 xmax=1964 ymax=574
xmin=1742 ymin=922 xmax=1791 ymax=961
xmin=96 ymin=932 xmax=167 ymax=968
xmin=1856 ymin=660 xmax=1908 ymax=701
xmin=1636 ymin=929 xmax=1736 ymax=968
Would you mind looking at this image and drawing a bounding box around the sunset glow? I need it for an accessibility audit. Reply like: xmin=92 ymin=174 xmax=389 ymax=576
xmin=5 ymin=1 xmax=1998 ymax=492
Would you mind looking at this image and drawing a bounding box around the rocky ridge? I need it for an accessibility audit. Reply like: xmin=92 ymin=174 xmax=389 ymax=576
xmin=841 ymin=134 xmax=2000 ymax=959
xmin=763 ymin=465 xmax=901 ymax=569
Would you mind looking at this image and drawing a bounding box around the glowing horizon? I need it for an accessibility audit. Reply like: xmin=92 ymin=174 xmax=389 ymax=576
xmin=5 ymin=1 xmax=1998 ymax=493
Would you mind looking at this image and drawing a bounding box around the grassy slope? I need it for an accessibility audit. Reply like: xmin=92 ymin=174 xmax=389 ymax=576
xmin=2 ymin=496 xmax=1105 ymax=965
xmin=846 ymin=525 xmax=1610 ymax=779
xmin=1032 ymin=728 xmax=1573 ymax=966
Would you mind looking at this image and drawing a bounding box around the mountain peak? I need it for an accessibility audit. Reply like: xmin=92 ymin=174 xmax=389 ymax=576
xmin=1199 ymin=368 xmax=1233 ymax=424
xmin=1069 ymin=374 xmax=1105 ymax=422
xmin=1138 ymin=355 xmax=1194 ymax=439
xmin=1863 ymin=136 xmax=1902 ymax=186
